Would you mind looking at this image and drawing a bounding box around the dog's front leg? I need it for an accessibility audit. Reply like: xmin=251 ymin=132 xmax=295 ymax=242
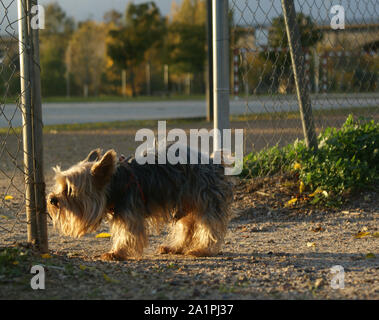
xmin=101 ymin=211 xmax=148 ymax=261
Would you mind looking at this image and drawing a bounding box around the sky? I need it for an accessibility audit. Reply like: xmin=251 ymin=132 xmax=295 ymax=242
xmin=38 ymin=0 xmax=379 ymax=24
xmin=37 ymin=0 xmax=176 ymax=21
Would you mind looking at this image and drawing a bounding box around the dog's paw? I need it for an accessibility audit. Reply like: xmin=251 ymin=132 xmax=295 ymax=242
xmin=100 ymin=252 xmax=125 ymax=261
xmin=185 ymin=249 xmax=212 ymax=257
xmin=158 ymin=246 xmax=183 ymax=255
xmin=158 ymin=246 xmax=171 ymax=254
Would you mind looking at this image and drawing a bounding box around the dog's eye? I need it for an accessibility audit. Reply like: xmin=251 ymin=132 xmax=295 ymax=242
xmin=50 ymin=197 xmax=59 ymax=207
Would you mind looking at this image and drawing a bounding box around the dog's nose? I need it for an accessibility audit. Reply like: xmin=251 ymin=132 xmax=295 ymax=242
xmin=50 ymin=196 xmax=59 ymax=207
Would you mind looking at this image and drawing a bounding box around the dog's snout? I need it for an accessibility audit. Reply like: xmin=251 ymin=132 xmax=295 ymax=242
xmin=50 ymin=196 xmax=59 ymax=207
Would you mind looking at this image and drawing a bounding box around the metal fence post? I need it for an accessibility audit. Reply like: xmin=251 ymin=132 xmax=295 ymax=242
xmin=281 ymin=0 xmax=318 ymax=150
xmin=206 ymin=0 xmax=213 ymax=122
xmin=18 ymin=0 xmax=38 ymax=246
xmin=30 ymin=0 xmax=48 ymax=252
xmin=212 ymin=0 xmax=230 ymax=151
xmin=17 ymin=0 xmax=47 ymax=251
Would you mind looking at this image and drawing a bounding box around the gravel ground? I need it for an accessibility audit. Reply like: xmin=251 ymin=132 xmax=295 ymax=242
xmin=0 ymin=120 xmax=378 ymax=300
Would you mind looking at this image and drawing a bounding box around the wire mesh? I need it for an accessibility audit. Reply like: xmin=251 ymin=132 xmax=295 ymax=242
xmin=0 ymin=0 xmax=30 ymax=242
xmin=229 ymin=0 xmax=379 ymax=168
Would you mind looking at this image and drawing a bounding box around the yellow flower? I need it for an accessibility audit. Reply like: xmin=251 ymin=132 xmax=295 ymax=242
xmin=96 ymin=232 xmax=111 ymax=238
xmin=293 ymin=162 xmax=301 ymax=170
xmin=4 ymin=195 xmax=13 ymax=200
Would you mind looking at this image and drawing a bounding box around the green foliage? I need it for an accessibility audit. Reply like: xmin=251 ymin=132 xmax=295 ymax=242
xmin=40 ymin=36 xmax=68 ymax=96
xmin=0 ymin=247 xmax=28 ymax=278
xmin=166 ymin=22 xmax=206 ymax=74
xmin=242 ymin=144 xmax=296 ymax=177
xmin=107 ymin=2 xmax=165 ymax=96
xmin=39 ymin=3 xmax=75 ymax=97
xmin=262 ymin=13 xmax=322 ymax=93
xmin=242 ymin=115 xmax=379 ymax=204
xmin=107 ymin=3 xmax=165 ymax=67
xmin=268 ymin=13 xmax=321 ymax=49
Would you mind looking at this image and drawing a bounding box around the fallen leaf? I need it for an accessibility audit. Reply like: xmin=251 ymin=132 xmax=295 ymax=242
xmin=256 ymin=191 xmax=270 ymax=197
xmin=80 ymin=265 xmax=96 ymax=272
xmin=286 ymin=197 xmax=298 ymax=206
xmin=372 ymin=232 xmax=379 ymax=238
xmin=309 ymin=188 xmax=322 ymax=197
xmin=365 ymin=253 xmax=376 ymax=259
xmin=342 ymin=211 xmax=360 ymax=216
xmin=4 ymin=195 xmax=13 ymax=200
xmin=314 ymin=278 xmax=324 ymax=289
xmin=41 ymin=253 xmax=52 ymax=259
xmin=13 ymin=261 xmax=19 ymax=265
xmin=299 ymin=181 xmax=305 ymax=194
xmin=311 ymin=226 xmax=324 ymax=232
xmin=354 ymin=231 xmax=371 ymax=239
xmin=0 ymin=215 xmax=9 ymax=220
xmin=103 ymin=273 xmax=119 ymax=284
xmin=306 ymin=242 xmax=316 ymax=247
xmin=96 ymin=233 xmax=111 ymax=238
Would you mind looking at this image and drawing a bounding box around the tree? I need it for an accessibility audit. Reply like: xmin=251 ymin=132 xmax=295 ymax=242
xmin=165 ymin=0 xmax=207 ymax=93
xmin=166 ymin=23 xmax=206 ymax=74
xmin=39 ymin=3 xmax=75 ymax=96
xmin=170 ymin=0 xmax=206 ymax=25
xmin=264 ymin=13 xmax=322 ymax=92
xmin=104 ymin=10 xmax=123 ymax=28
xmin=107 ymin=2 xmax=165 ymax=96
xmin=268 ymin=13 xmax=321 ymax=50
xmin=41 ymin=3 xmax=75 ymax=36
xmin=67 ymin=21 xmax=107 ymax=96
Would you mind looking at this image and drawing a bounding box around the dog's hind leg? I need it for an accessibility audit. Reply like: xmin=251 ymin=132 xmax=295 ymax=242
xmin=159 ymin=213 xmax=195 ymax=255
xmin=185 ymin=206 xmax=230 ymax=257
xmin=101 ymin=211 xmax=147 ymax=261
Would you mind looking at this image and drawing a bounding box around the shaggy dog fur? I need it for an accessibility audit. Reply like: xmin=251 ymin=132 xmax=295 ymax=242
xmin=47 ymin=147 xmax=233 ymax=261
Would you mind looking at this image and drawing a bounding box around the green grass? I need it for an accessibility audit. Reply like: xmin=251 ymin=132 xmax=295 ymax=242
xmin=4 ymin=94 xmax=205 ymax=104
xmin=0 ymin=117 xmax=207 ymax=135
xmin=232 ymin=105 xmax=379 ymax=122
xmin=242 ymin=115 xmax=379 ymax=206
xmin=44 ymin=117 xmax=208 ymax=132
xmin=0 ymin=247 xmax=29 ymax=278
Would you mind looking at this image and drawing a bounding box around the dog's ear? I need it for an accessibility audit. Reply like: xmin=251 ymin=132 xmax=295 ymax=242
xmin=85 ymin=149 xmax=102 ymax=162
xmin=91 ymin=150 xmax=117 ymax=188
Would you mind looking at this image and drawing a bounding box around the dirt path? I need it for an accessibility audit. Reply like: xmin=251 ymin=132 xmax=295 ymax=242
xmin=0 ymin=123 xmax=378 ymax=299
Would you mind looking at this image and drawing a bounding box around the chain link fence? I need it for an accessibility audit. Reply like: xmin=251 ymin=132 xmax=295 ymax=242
xmin=229 ymin=0 xmax=379 ymax=156
xmin=0 ymin=0 xmax=47 ymax=251
xmin=0 ymin=0 xmax=26 ymax=237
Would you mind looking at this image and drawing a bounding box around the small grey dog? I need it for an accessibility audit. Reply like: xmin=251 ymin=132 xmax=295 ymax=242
xmin=47 ymin=147 xmax=233 ymax=261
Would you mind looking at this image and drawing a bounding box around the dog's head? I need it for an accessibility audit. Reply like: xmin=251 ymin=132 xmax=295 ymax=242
xmin=47 ymin=149 xmax=117 ymax=237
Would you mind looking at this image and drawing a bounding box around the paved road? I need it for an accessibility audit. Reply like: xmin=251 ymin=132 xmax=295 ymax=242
xmin=1 ymin=94 xmax=378 ymax=128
